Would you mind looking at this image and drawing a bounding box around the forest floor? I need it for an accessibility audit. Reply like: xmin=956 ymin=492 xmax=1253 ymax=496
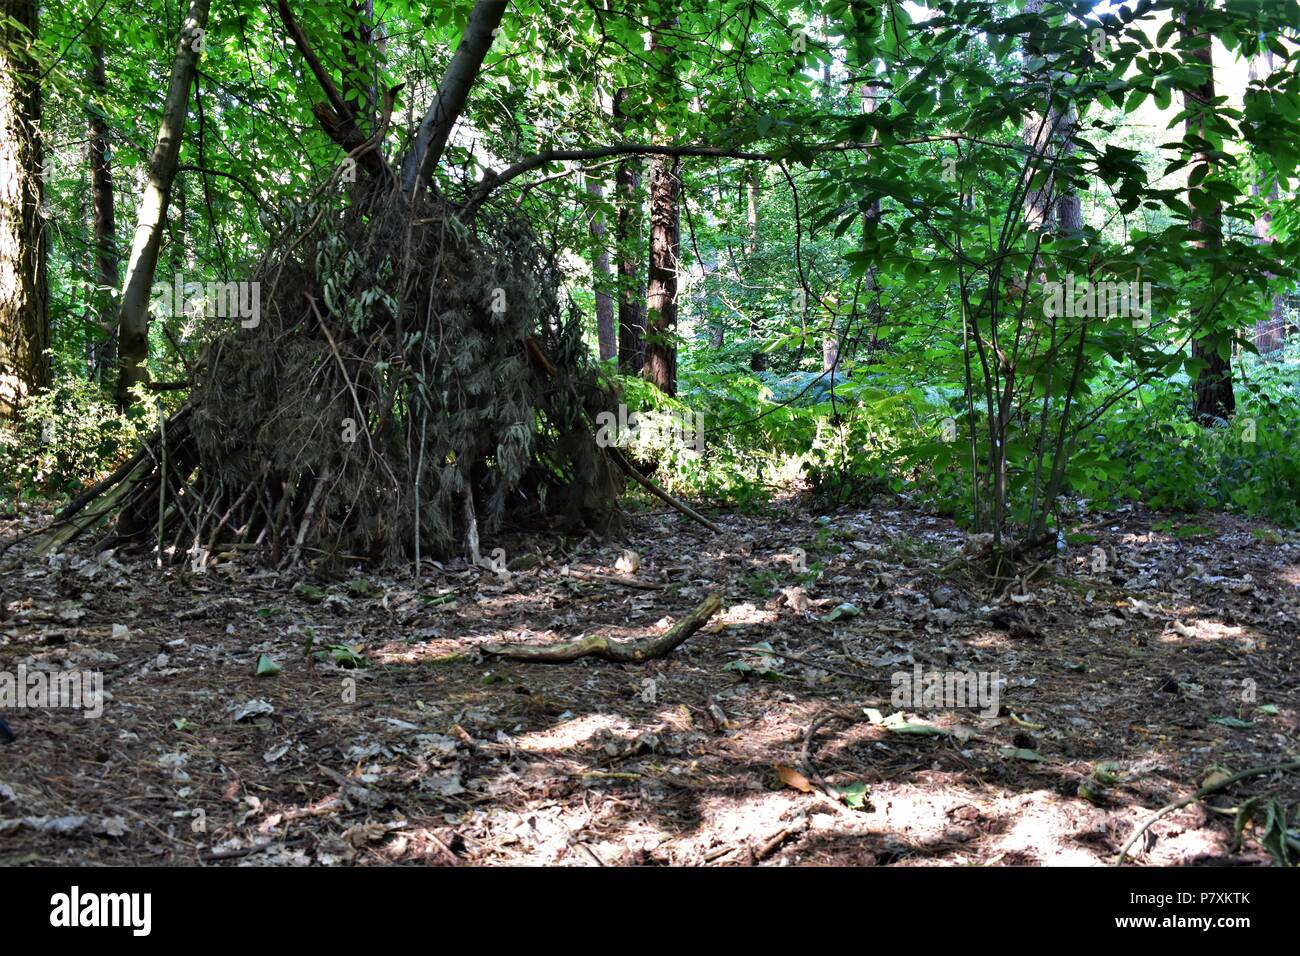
xmin=1 ymin=498 xmax=1297 ymax=866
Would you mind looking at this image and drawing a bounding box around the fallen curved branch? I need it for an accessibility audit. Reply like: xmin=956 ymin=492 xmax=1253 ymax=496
xmin=610 ymin=448 xmax=722 ymax=535
xmin=1115 ymin=759 xmax=1300 ymax=865
xmin=521 ymin=336 xmax=720 ymax=537
xmin=481 ymin=593 xmax=722 ymax=663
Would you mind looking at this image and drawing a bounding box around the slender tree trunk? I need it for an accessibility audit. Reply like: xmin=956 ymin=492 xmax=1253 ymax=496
xmin=88 ymin=37 xmax=118 ymax=383
xmin=1248 ymin=49 xmax=1284 ymax=358
xmin=1022 ymin=0 xmax=1066 ymax=233
xmin=818 ymin=22 xmax=837 ymax=373
xmin=400 ymin=0 xmax=507 ymax=195
xmin=1181 ymin=2 xmax=1233 ymax=422
xmin=0 ymin=0 xmax=49 ymax=418
xmin=1020 ymin=2 xmax=1081 ymax=238
xmin=643 ymin=156 xmax=680 ymax=394
xmin=1046 ymin=23 xmax=1082 ymax=228
xmin=820 ymin=36 xmax=846 ymax=376
xmin=584 ymin=174 xmax=617 ymax=361
xmin=702 ymin=192 xmax=722 ymax=349
xmin=614 ymin=87 xmax=645 ymax=375
xmin=114 ymin=0 xmax=210 ymax=407
xmin=820 ymin=330 xmax=838 ymax=375
xmin=707 ymin=316 xmax=723 ymax=348
xmin=81 ymin=160 xmax=95 ymax=372
xmin=746 ymin=167 xmax=765 ymax=371
xmin=1054 ymin=109 xmax=1082 ymax=231
xmin=703 ymin=249 xmax=722 ymax=348
xmin=1020 ymin=2 xmax=1081 ymax=243
xmin=1251 ymin=177 xmax=1285 ymax=357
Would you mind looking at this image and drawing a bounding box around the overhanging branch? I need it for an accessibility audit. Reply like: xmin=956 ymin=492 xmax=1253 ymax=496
xmin=277 ymin=0 xmax=388 ymax=178
xmin=400 ymin=0 xmax=509 ymax=196
xmin=464 ymin=134 xmax=1008 ymax=213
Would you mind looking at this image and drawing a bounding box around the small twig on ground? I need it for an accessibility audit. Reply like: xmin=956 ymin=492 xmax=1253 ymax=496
xmin=801 ymin=707 xmax=869 ymax=816
xmin=426 ymin=831 xmax=460 ymax=866
xmin=1115 ymin=759 xmax=1300 ymax=865
xmin=200 ymin=836 xmax=303 ymax=863
xmin=734 ymin=644 xmax=883 ymax=684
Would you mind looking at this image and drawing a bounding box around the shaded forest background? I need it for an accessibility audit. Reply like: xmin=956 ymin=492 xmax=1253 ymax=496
xmin=1 ymin=0 xmax=1299 ymax=559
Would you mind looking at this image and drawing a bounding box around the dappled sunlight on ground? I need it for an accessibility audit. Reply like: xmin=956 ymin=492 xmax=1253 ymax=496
xmin=1 ymin=502 xmax=1295 ymax=865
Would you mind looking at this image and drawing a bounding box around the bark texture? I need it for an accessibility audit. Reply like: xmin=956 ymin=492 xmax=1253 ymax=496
xmin=643 ymin=155 xmax=680 ymax=394
xmin=88 ymin=37 xmax=118 ymax=382
xmin=114 ymin=0 xmax=210 ymax=406
xmin=0 ymin=0 xmax=49 ymax=418
xmin=1181 ymin=2 xmax=1234 ymax=421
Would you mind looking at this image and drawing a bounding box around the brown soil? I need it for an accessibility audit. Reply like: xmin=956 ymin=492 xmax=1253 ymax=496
xmin=1 ymin=500 xmax=1297 ymax=866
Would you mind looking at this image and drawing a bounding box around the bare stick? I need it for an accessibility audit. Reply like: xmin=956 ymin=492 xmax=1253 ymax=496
xmin=1115 ymin=759 xmax=1300 ymax=865
xmin=481 ymin=593 xmax=722 ymax=663
xmin=610 ymin=447 xmax=722 ymax=534
xmin=288 ymin=468 xmax=331 ymax=568
xmin=562 ymin=568 xmax=666 ymax=590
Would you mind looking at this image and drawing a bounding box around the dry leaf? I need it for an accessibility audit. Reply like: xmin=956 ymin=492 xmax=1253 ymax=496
xmin=776 ymin=765 xmax=814 ymax=793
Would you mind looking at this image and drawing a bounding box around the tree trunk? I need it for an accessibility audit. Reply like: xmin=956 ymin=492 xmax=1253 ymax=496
xmin=640 ymin=20 xmax=680 ymax=395
xmin=88 ymin=37 xmax=118 ymax=384
xmin=746 ymin=166 xmax=765 ymax=371
xmin=643 ymin=155 xmax=680 ymax=394
xmin=0 ymin=0 xmax=49 ymax=418
xmin=1054 ymin=104 xmax=1082 ymax=232
xmin=614 ymin=87 xmax=646 ymax=375
xmin=400 ymin=0 xmax=507 ymax=195
xmin=1181 ymin=2 xmax=1234 ymax=422
xmin=1248 ymin=49 xmax=1284 ymax=358
xmin=1048 ymin=10 xmax=1082 ymax=232
xmin=820 ymin=331 xmax=839 ymax=376
xmin=701 ymin=193 xmax=722 ymax=349
xmin=1022 ymin=0 xmax=1077 ymax=234
xmin=584 ymin=174 xmax=617 ymax=361
xmin=114 ymin=0 xmax=210 ymax=407
xmin=1252 ymin=183 xmax=1285 ymax=357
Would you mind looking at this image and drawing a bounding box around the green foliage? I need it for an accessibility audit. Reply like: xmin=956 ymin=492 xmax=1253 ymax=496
xmin=18 ymin=0 xmax=1300 ymax=550
xmin=318 ymin=645 xmax=368 ymax=669
xmin=614 ymin=371 xmax=787 ymax=509
xmin=1080 ymin=376 xmax=1300 ymax=525
xmin=0 ymin=381 xmax=158 ymax=500
xmin=742 ymin=562 xmax=821 ymax=598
